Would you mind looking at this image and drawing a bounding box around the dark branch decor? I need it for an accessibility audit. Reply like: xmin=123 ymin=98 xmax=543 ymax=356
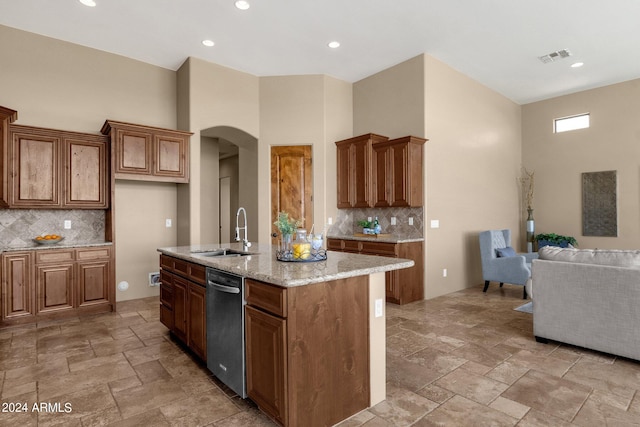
xmin=582 ymin=170 xmax=617 ymax=237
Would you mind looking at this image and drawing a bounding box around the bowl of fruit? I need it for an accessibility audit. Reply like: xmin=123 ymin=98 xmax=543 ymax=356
xmin=33 ymin=234 xmax=64 ymax=245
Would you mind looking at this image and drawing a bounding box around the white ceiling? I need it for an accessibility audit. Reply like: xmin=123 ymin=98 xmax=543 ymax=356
xmin=1 ymin=0 xmax=639 ymax=104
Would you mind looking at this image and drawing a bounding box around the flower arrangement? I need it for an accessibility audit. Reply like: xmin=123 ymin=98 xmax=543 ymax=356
xmin=273 ymin=211 xmax=302 ymax=236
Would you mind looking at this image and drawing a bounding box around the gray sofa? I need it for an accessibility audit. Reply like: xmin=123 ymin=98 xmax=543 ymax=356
xmin=531 ymin=246 xmax=640 ymax=360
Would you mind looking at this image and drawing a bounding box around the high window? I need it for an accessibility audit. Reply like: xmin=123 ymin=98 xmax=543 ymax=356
xmin=554 ymin=113 xmax=590 ymax=133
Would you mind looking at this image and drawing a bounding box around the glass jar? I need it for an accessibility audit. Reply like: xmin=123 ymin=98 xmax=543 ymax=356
xmin=292 ymin=229 xmax=311 ymax=260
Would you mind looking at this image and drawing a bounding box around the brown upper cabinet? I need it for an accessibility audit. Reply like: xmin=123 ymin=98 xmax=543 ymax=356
xmin=6 ymin=124 xmax=108 ymax=209
xmin=0 ymin=105 xmax=18 ymax=207
xmin=336 ymin=133 xmax=427 ymax=208
xmin=372 ymin=136 xmax=427 ymax=207
xmin=335 ymin=133 xmax=389 ymax=208
xmin=101 ymin=120 xmax=192 ymax=183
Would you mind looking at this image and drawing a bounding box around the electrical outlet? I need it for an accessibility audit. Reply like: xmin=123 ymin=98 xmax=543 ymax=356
xmin=391 ymin=217 xmax=397 ymax=225
xmin=368 ymin=217 xmax=372 ymax=222
xmin=165 ymin=218 xmax=172 ymax=228
xmin=328 ymin=217 xmax=333 ymax=225
xmin=408 ymin=217 xmax=414 ymax=226
xmin=64 ymin=220 xmax=71 ymax=229
xmin=374 ymin=299 xmax=384 ymax=318
xmin=149 ymin=272 xmax=160 ymax=286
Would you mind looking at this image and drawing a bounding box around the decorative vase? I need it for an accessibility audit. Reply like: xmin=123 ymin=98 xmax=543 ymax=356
xmin=281 ymin=233 xmax=293 ymax=256
xmin=526 ymin=208 xmax=535 ymax=252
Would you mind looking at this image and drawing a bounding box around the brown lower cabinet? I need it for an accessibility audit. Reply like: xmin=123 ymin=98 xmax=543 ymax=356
xmin=159 ymin=254 xmax=207 ymax=360
xmin=327 ymin=238 xmax=424 ymax=305
xmin=1 ymin=246 xmax=113 ymax=327
xmin=245 ymin=276 xmax=370 ymax=427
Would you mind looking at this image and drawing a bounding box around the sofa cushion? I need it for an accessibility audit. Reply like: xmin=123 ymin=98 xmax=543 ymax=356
xmin=496 ymin=246 xmax=516 ymax=258
xmin=539 ymin=246 xmax=640 ymax=269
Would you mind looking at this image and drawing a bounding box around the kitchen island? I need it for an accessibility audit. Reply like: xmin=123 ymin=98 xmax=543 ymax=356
xmin=157 ymin=242 xmax=413 ymax=427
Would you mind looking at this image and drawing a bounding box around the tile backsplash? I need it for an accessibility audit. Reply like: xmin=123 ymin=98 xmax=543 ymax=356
xmin=0 ymin=209 xmax=106 ymax=248
xmin=330 ymin=207 xmax=424 ymax=238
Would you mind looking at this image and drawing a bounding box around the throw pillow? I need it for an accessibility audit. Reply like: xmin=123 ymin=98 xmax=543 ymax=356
xmin=496 ymin=246 xmax=516 ymax=257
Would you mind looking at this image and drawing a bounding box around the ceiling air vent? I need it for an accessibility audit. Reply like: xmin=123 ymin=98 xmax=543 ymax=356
xmin=538 ymin=49 xmax=572 ymax=64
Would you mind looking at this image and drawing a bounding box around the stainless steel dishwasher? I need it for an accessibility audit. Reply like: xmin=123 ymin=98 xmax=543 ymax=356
xmin=206 ymin=267 xmax=246 ymax=398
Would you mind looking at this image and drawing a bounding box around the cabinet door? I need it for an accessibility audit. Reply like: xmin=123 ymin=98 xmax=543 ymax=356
xmin=64 ymin=137 xmax=108 ymax=208
xmin=187 ymin=283 xmax=207 ymax=360
xmin=351 ymin=138 xmax=372 ymax=208
xmin=0 ymin=106 xmax=18 ymax=207
xmin=10 ymin=129 xmax=60 ymax=207
xmin=2 ymin=252 xmax=34 ymax=320
xmin=245 ymin=305 xmax=287 ymax=426
xmin=372 ymin=143 xmax=391 ymax=207
xmin=336 ymin=142 xmax=353 ymax=208
xmin=76 ymin=261 xmax=110 ymax=307
xmin=36 ymin=263 xmax=74 ymax=314
xmin=115 ymin=128 xmax=152 ymax=177
xmin=159 ymin=271 xmax=174 ymax=330
xmin=172 ymin=276 xmax=189 ymax=342
xmin=154 ymin=133 xmax=189 ymax=182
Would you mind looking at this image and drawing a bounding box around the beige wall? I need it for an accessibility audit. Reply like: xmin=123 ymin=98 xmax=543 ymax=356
xmin=522 ymin=79 xmax=640 ymax=249
xmin=258 ymin=75 xmax=352 ymax=243
xmin=424 ymin=55 xmax=523 ymax=298
xmin=0 ymin=25 xmax=178 ymax=302
xmin=176 ymin=57 xmax=260 ymax=245
xmin=354 ymin=54 xmax=523 ymax=299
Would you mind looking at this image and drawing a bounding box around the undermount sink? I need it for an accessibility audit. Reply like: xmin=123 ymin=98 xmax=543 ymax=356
xmin=191 ymin=248 xmax=253 ymax=258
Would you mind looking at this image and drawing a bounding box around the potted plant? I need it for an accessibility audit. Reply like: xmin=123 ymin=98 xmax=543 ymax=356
xmin=535 ymin=233 xmax=578 ymax=248
xmin=357 ymin=219 xmax=374 ymax=234
xmin=274 ymin=211 xmax=303 ymax=251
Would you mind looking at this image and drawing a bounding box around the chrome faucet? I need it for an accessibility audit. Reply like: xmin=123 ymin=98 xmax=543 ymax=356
xmin=235 ymin=207 xmax=251 ymax=251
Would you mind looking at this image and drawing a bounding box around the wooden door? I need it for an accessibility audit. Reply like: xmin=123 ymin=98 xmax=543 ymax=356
xmin=36 ymin=264 xmax=74 ymax=313
xmin=2 ymin=252 xmax=34 ymax=320
xmin=270 ymin=146 xmax=312 ymax=244
xmin=187 ymin=283 xmax=207 ymax=360
xmin=10 ymin=128 xmax=60 ymax=207
xmin=245 ymin=305 xmax=287 ymax=426
xmin=64 ymin=137 xmax=108 ymax=208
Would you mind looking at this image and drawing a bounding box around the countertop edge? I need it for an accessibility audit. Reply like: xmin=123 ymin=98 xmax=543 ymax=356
xmin=1 ymin=241 xmax=113 ymax=252
xmin=326 ymin=234 xmax=425 ymax=243
xmin=158 ymin=245 xmax=414 ymax=288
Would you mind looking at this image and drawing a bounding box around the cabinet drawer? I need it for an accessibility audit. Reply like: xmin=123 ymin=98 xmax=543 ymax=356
xmin=160 ymin=274 xmax=173 ymax=308
xmin=246 ymin=279 xmax=287 ymax=318
xmin=360 ymin=241 xmax=397 ymax=257
xmin=189 ymin=263 xmax=206 ymax=285
xmin=35 ymin=249 xmax=75 ymax=264
xmin=327 ymin=238 xmax=343 ymax=251
xmin=172 ymin=258 xmax=189 ymax=276
xmin=160 ymin=254 xmax=173 ymax=270
xmin=76 ymin=247 xmax=110 ymax=261
xmin=343 ymin=239 xmax=361 ymax=253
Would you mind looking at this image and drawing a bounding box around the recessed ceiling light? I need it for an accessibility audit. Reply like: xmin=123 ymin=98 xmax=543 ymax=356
xmin=79 ymin=0 xmax=96 ymax=6
xmin=328 ymin=41 xmax=340 ymax=49
xmin=202 ymin=40 xmax=215 ymax=47
xmin=235 ymin=1 xmax=250 ymax=10
xmin=571 ymin=62 xmax=584 ymax=68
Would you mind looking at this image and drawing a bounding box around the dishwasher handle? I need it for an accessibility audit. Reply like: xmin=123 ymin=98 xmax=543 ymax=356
xmin=208 ymin=281 xmax=241 ymax=294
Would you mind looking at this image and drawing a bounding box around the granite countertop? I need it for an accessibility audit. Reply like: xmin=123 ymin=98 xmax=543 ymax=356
xmin=326 ymin=233 xmax=424 ymax=244
xmin=158 ymin=242 xmax=414 ymax=288
xmin=1 ymin=241 xmax=113 ymax=252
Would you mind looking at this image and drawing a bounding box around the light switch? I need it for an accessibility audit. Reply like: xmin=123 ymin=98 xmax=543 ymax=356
xmin=390 ymin=217 xmax=397 ymax=225
xmin=430 ymin=219 xmax=440 ymax=228
xmin=408 ymin=217 xmax=414 ymax=226
xmin=165 ymin=219 xmax=172 ymax=228
xmin=64 ymin=220 xmax=71 ymax=229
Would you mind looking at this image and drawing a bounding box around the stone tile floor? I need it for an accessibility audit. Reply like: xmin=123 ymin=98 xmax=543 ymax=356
xmin=2 ymin=284 xmax=640 ymax=426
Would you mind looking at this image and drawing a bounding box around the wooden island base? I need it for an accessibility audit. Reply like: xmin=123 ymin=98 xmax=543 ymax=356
xmin=245 ymin=272 xmax=386 ymax=427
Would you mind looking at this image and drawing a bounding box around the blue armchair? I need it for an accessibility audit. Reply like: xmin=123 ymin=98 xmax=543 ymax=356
xmin=479 ymin=229 xmax=538 ymax=299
